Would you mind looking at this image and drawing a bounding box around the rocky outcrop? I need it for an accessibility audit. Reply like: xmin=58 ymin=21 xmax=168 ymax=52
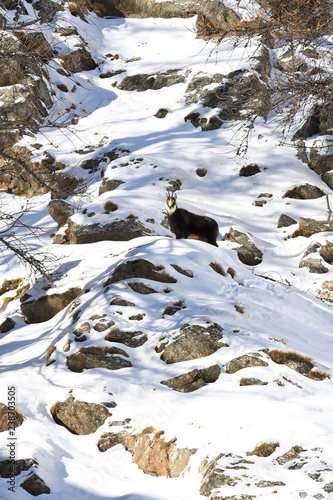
xmin=98 ymin=0 xmax=200 ymax=18
xmin=20 ymin=287 xmax=82 ymax=323
xmin=223 ymin=228 xmax=263 ymax=266
xmin=60 ymin=47 xmax=97 ymax=73
xmin=118 ymin=69 xmax=187 ymax=92
xmin=124 ymin=428 xmax=196 ymax=477
xmin=283 ymin=184 xmax=325 ymax=199
xmin=157 ymin=323 xmax=227 ymax=364
xmin=0 ymin=458 xmax=37 ymax=478
xmin=294 ymin=218 xmax=333 ymax=238
xmin=66 ymin=218 xmax=153 ymax=244
xmin=50 ymin=396 xmax=110 ymax=435
xmin=161 ymin=364 xmax=221 ymax=392
xmin=47 ymin=200 xmax=75 ymax=228
xmin=105 ymin=328 xmax=148 ymax=347
xmin=67 ymin=346 xmax=132 ymax=372
xmin=225 ymin=353 xmax=269 ymax=374
xmin=105 ymin=259 xmax=177 ymax=286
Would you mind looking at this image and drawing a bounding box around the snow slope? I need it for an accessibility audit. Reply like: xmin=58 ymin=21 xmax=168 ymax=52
xmin=0 ymin=5 xmax=333 ymax=500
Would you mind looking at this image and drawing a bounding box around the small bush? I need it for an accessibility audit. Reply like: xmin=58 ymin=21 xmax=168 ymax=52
xmin=247 ymin=441 xmax=279 ymax=457
xmin=104 ymin=201 xmax=118 ymax=213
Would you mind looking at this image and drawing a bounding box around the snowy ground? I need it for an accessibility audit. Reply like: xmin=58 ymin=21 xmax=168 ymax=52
xmin=0 ymin=5 xmax=333 ymax=500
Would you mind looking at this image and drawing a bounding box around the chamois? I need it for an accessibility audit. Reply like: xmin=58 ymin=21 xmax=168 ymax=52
xmin=165 ymin=192 xmax=219 ymax=247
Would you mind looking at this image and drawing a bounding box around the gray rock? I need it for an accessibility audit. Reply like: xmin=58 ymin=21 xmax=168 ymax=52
xmin=158 ymin=324 xmax=226 ymax=364
xmin=161 ymin=365 xmax=221 ymax=392
xmin=67 ymin=346 xmax=132 ymax=372
xmin=67 ymin=218 xmax=153 ymax=244
xmin=225 ymin=354 xmax=269 ymax=374
xmin=118 ymin=69 xmax=186 ymax=91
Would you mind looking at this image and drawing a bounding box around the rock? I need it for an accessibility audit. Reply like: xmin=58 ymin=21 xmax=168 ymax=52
xmin=66 ymin=218 xmax=153 ymax=244
xmin=277 ymin=214 xmax=297 ymax=228
xmin=161 ymin=365 xmax=221 ymax=392
xmin=110 ymin=296 xmax=135 ymax=307
xmin=199 ymin=454 xmax=242 ymax=497
xmin=0 ymin=404 xmax=24 ymax=432
xmin=322 ymin=169 xmax=333 ymax=189
xmin=20 ymin=474 xmax=51 ymax=496
xmin=0 ymin=458 xmax=37 ymax=478
xmin=124 ymin=428 xmax=196 ymax=477
xmin=196 ymin=0 xmax=241 ymax=38
xmin=98 ymin=431 xmax=129 ymax=451
xmin=239 ymin=377 xmax=268 ymax=386
xmin=67 ymin=346 xmax=132 ymax=372
xmin=20 ymin=287 xmax=82 ymax=323
xmin=276 ymin=446 xmax=305 ymax=466
xmin=47 ymin=200 xmax=75 ymax=228
xmin=154 ymin=108 xmax=169 ymax=118
xmin=99 ymin=0 xmax=200 ymax=18
xmin=105 ymin=328 xmax=148 ymax=347
xmin=128 ymin=282 xmax=157 ymax=294
xmin=295 ymin=218 xmax=333 ymax=238
xmin=319 ymin=240 xmax=333 ymax=264
xmin=223 ymin=228 xmax=263 ymax=266
xmin=283 ymin=184 xmax=325 ymax=199
xmin=324 ymin=482 xmax=333 ymax=493
xmin=0 ymin=317 xmax=15 ymax=333
xmin=162 ymin=300 xmax=186 ymax=317
xmin=239 ymin=164 xmax=261 ymax=177
xmin=299 ymin=258 xmax=328 ymax=274
xmin=105 ymin=259 xmax=177 ymax=286
xmin=225 ymin=354 xmax=269 ymax=374
xmin=60 ymin=47 xmax=97 ymax=73
xmin=98 ymin=179 xmax=124 ymax=195
xmin=50 ymin=396 xmax=110 ymax=435
xmin=118 ymin=69 xmax=186 ymax=91
xmin=158 ymin=323 xmax=227 ymax=364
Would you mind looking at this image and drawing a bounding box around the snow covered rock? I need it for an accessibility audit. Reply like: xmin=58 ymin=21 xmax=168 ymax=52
xmin=66 ymin=218 xmax=153 ymax=244
xmin=157 ymin=323 xmax=227 ymax=364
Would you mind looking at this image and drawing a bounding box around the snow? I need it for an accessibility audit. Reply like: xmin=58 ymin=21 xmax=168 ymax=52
xmin=1 ymin=5 xmax=333 ymax=500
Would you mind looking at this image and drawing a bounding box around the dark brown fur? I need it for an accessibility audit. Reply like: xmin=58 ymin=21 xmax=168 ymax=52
xmin=165 ymin=193 xmax=219 ymax=247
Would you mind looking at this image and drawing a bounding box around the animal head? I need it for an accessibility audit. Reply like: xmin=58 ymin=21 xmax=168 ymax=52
xmin=165 ymin=191 xmax=177 ymax=214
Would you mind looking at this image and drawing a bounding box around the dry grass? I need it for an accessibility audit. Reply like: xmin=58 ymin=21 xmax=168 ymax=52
xmin=104 ymin=201 xmax=118 ymax=213
xmin=268 ymin=350 xmax=330 ymax=380
xmin=247 ymin=441 xmax=280 ymax=457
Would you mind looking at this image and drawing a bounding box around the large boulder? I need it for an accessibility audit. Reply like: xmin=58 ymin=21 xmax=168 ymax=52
xmin=196 ymin=0 xmax=241 ymax=38
xmin=20 ymin=287 xmax=82 ymax=323
xmin=67 ymin=346 xmax=132 ymax=372
xmin=223 ymin=228 xmax=263 ymax=266
xmin=157 ymin=323 xmax=227 ymax=364
xmin=66 ymin=218 xmax=153 ymax=244
xmin=50 ymin=396 xmax=110 ymax=435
